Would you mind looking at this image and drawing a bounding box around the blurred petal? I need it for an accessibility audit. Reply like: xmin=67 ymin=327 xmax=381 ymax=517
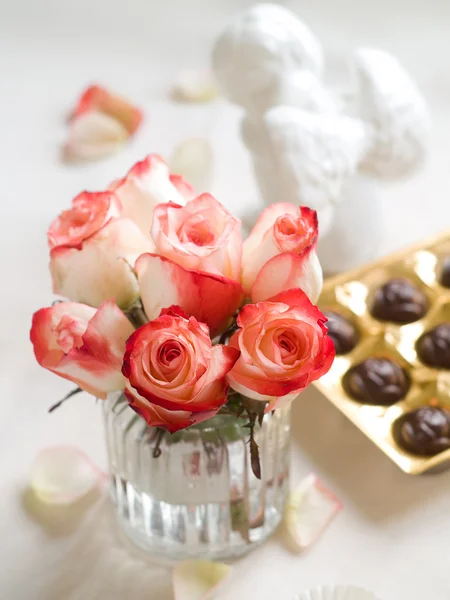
xmin=171 ymin=70 xmax=218 ymax=103
xmin=30 ymin=446 xmax=105 ymax=505
xmin=173 ymin=560 xmax=232 ymax=600
xmin=169 ymin=138 xmax=213 ymax=191
xmin=71 ymin=84 xmax=143 ymax=135
xmin=283 ymin=474 xmax=342 ymax=552
xmin=63 ymin=111 xmax=128 ymax=162
xmin=294 ymin=585 xmax=381 ymax=600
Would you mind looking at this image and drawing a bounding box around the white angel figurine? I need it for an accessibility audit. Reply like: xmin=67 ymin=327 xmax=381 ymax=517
xmin=213 ymin=3 xmax=431 ymax=274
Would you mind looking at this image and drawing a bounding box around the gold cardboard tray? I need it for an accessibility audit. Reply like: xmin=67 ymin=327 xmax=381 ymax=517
xmin=314 ymin=230 xmax=450 ymax=474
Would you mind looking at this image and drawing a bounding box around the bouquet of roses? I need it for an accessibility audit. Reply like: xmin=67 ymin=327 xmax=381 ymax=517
xmin=30 ymin=154 xmax=334 ymax=477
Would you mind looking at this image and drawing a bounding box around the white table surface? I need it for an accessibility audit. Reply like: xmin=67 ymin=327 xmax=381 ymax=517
xmin=1 ymin=0 xmax=450 ymax=598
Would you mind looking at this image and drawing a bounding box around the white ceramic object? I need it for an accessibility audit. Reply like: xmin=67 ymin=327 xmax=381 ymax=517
xmin=317 ymin=175 xmax=383 ymax=275
xmin=261 ymin=107 xmax=368 ymax=234
xmin=213 ymin=3 xmax=324 ymax=116
xmin=213 ymin=3 xmax=430 ymax=273
xmin=353 ymin=48 xmax=431 ymax=179
xmin=294 ymin=585 xmax=381 ymax=600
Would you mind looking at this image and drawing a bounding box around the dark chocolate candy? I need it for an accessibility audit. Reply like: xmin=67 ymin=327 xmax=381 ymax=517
xmin=439 ymin=256 xmax=450 ymax=288
xmin=416 ymin=324 xmax=450 ymax=369
xmin=370 ymin=278 xmax=428 ymax=324
xmin=324 ymin=311 xmax=360 ymax=355
xmin=393 ymin=406 xmax=450 ymax=456
xmin=342 ymin=357 xmax=410 ymax=405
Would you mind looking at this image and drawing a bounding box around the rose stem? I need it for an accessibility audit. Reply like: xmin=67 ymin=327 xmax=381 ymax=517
xmin=48 ymin=387 xmax=82 ymax=413
xmin=218 ymin=320 xmax=240 ymax=344
xmin=125 ymin=301 xmax=149 ymax=329
xmin=245 ymin=412 xmax=261 ymax=480
xmin=152 ymin=428 xmax=166 ymax=458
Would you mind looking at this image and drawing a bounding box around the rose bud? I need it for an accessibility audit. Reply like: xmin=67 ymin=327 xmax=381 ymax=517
xmin=30 ymin=300 xmax=134 ymax=398
xmin=151 ymin=193 xmax=242 ymax=281
xmin=226 ymin=289 xmax=335 ymax=410
xmin=110 ymin=155 xmax=190 ymax=237
xmin=122 ymin=307 xmax=240 ymax=432
xmin=47 ymin=191 xmax=121 ymax=249
xmin=70 ymin=84 xmax=143 ymax=135
xmin=49 ymin=191 xmax=153 ymax=308
xmin=136 ymin=253 xmax=245 ymax=338
xmin=242 ymin=204 xmax=323 ymax=303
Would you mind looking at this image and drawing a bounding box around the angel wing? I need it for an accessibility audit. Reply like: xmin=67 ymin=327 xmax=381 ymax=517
xmin=353 ymin=48 xmax=431 ymax=179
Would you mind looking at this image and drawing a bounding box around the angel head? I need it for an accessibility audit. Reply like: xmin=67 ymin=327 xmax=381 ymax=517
xmin=213 ymin=3 xmax=324 ymax=114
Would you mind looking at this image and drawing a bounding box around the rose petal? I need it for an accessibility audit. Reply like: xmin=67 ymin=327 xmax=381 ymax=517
xmin=136 ymin=253 xmax=244 ymax=337
xmin=294 ymin=585 xmax=381 ymax=600
xmin=70 ymin=84 xmax=143 ymax=135
xmin=283 ymin=474 xmax=342 ymax=552
xmin=63 ymin=111 xmax=128 ymax=162
xmin=251 ymin=250 xmax=323 ymax=305
xmin=30 ymin=446 xmax=105 ymax=505
xmin=50 ymin=218 xmax=153 ymax=309
xmin=125 ymin=385 xmax=218 ymax=434
xmin=171 ymin=70 xmax=218 ymax=103
xmin=110 ymin=154 xmax=187 ymax=237
xmin=168 ymin=138 xmax=213 ymax=192
xmin=242 ymin=203 xmax=298 ymax=293
xmin=294 ymin=585 xmax=379 ymax=600
xmin=169 ymin=173 xmax=196 ymax=200
xmin=173 ymin=560 xmax=232 ymax=600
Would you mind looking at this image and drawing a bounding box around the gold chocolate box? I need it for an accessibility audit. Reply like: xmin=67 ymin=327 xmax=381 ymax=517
xmin=314 ymin=231 xmax=450 ymax=474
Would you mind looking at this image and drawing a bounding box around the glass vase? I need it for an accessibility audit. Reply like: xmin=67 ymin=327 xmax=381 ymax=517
xmin=103 ymin=393 xmax=291 ymax=562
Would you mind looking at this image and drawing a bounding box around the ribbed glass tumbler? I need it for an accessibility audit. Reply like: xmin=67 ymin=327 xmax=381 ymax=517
xmin=103 ymin=394 xmax=291 ymax=561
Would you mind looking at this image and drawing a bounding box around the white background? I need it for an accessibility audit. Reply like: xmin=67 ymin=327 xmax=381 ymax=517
xmin=1 ymin=0 xmax=450 ymax=598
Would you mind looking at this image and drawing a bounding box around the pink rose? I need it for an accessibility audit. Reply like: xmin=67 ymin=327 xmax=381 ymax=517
xmin=122 ymin=307 xmax=240 ymax=432
xmin=135 ymin=253 xmax=245 ymax=337
xmin=30 ymin=300 xmax=134 ymax=398
xmin=151 ymin=193 xmax=242 ymax=280
xmin=47 ymin=191 xmax=121 ymax=250
xmin=50 ymin=215 xmax=153 ymax=309
xmin=226 ymin=289 xmax=335 ymax=409
xmin=110 ymin=155 xmax=190 ymax=237
xmin=242 ymin=204 xmax=322 ymax=303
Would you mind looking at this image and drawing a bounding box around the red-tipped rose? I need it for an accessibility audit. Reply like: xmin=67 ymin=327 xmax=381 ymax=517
xmin=122 ymin=308 xmax=240 ymax=432
xmin=242 ymin=203 xmax=323 ymax=304
xmin=151 ymin=193 xmax=243 ymax=281
xmin=47 ymin=191 xmax=121 ymax=250
xmin=109 ymin=154 xmax=190 ymax=237
xmin=30 ymin=300 xmax=134 ymax=398
xmin=226 ymin=289 xmax=335 ymax=410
